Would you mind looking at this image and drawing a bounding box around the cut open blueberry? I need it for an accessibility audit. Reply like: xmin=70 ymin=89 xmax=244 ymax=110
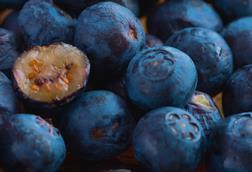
xmin=13 ymin=43 xmax=90 ymax=108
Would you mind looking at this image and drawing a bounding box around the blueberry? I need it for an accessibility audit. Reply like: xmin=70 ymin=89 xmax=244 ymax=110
xmin=54 ymin=0 xmax=139 ymax=17
xmin=18 ymin=0 xmax=75 ymax=48
xmin=59 ymin=90 xmax=135 ymax=161
xmin=145 ymin=34 xmax=163 ymax=48
xmin=0 ymin=28 xmax=19 ymax=73
xmin=208 ymin=112 xmax=252 ymax=172
xmin=0 ymin=114 xmax=66 ymax=172
xmin=125 ymin=46 xmax=197 ymax=110
xmin=2 ymin=11 xmax=24 ymax=52
xmin=166 ymin=27 xmax=233 ymax=95
xmin=147 ymin=0 xmax=223 ymax=41
xmin=0 ymin=72 xmax=18 ymax=115
xmin=99 ymin=78 xmax=145 ymax=120
xmin=133 ymin=107 xmax=205 ymax=172
xmin=222 ymin=65 xmax=252 ymax=116
xmin=12 ymin=43 xmax=90 ymax=109
xmin=222 ymin=17 xmax=252 ymax=69
xmin=213 ymin=0 xmax=252 ymax=22
xmin=98 ymin=77 xmax=129 ymax=102
xmin=75 ymin=2 xmax=145 ymax=82
xmin=186 ymin=91 xmax=223 ymax=138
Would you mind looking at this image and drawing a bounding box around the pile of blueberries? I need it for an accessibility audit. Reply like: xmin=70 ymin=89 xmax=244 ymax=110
xmin=0 ymin=0 xmax=252 ymax=171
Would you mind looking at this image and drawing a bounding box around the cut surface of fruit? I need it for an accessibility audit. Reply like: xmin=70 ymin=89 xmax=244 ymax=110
xmin=13 ymin=43 xmax=90 ymax=104
xmin=192 ymin=94 xmax=211 ymax=109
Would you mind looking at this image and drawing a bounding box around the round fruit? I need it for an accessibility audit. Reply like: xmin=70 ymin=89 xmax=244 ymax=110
xmin=0 ymin=114 xmax=66 ymax=172
xmin=223 ymin=65 xmax=252 ymax=116
xmin=0 ymin=28 xmax=19 ymax=72
xmin=213 ymin=0 xmax=252 ymax=21
xmin=208 ymin=112 xmax=252 ymax=172
xmin=74 ymin=2 xmax=145 ymax=82
xmin=145 ymin=34 xmax=163 ymax=48
xmin=2 ymin=11 xmax=24 ymax=52
xmin=222 ymin=17 xmax=252 ymax=69
xmin=133 ymin=107 xmax=205 ymax=172
xmin=54 ymin=0 xmax=139 ymax=17
xmin=166 ymin=27 xmax=233 ymax=95
xmin=0 ymin=72 xmax=19 ymax=116
xmin=59 ymin=90 xmax=135 ymax=161
xmin=18 ymin=0 xmax=75 ymax=48
xmin=13 ymin=43 xmax=90 ymax=109
xmin=126 ymin=46 xmax=197 ymax=110
xmin=147 ymin=0 xmax=223 ymax=41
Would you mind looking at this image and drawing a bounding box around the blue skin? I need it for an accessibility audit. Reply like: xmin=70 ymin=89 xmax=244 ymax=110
xmin=59 ymin=90 xmax=135 ymax=161
xmin=125 ymin=46 xmax=197 ymax=111
xmin=0 ymin=114 xmax=66 ymax=172
xmin=208 ymin=112 xmax=252 ymax=172
xmin=213 ymin=0 xmax=252 ymax=22
xmin=100 ymin=78 xmax=145 ymax=120
xmin=0 ymin=28 xmax=19 ymax=72
xmin=102 ymin=78 xmax=129 ymax=101
xmin=0 ymin=72 xmax=18 ymax=116
xmin=166 ymin=27 xmax=233 ymax=96
xmin=222 ymin=65 xmax=252 ymax=116
xmin=222 ymin=17 xmax=252 ymax=69
xmin=145 ymin=34 xmax=163 ymax=48
xmin=2 ymin=11 xmax=24 ymax=52
xmin=186 ymin=91 xmax=223 ymax=138
xmin=18 ymin=0 xmax=75 ymax=48
xmin=133 ymin=107 xmax=205 ymax=172
xmin=147 ymin=0 xmax=223 ymax=42
xmin=75 ymin=2 xmax=145 ymax=82
xmin=54 ymin=0 xmax=139 ymax=17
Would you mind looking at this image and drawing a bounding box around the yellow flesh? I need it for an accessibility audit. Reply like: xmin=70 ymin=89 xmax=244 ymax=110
xmin=13 ymin=43 xmax=90 ymax=103
xmin=192 ymin=94 xmax=211 ymax=109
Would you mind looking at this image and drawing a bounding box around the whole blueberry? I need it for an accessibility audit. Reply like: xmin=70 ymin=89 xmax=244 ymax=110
xmin=147 ymin=0 xmax=223 ymax=41
xmin=99 ymin=78 xmax=129 ymax=102
xmin=208 ymin=112 xmax=252 ymax=172
xmin=133 ymin=107 xmax=205 ymax=172
xmin=59 ymin=90 xmax=135 ymax=161
xmin=0 ymin=114 xmax=66 ymax=172
xmin=213 ymin=0 xmax=252 ymax=22
xmin=0 ymin=72 xmax=18 ymax=115
xmin=2 ymin=11 xmax=24 ymax=52
xmin=223 ymin=65 xmax=252 ymax=116
xmin=18 ymin=0 xmax=75 ymax=48
xmin=89 ymin=0 xmax=139 ymax=16
xmin=54 ymin=0 xmax=139 ymax=17
xmin=125 ymin=46 xmax=197 ymax=110
xmin=145 ymin=34 xmax=163 ymax=48
xmin=166 ymin=27 xmax=233 ymax=95
xmin=99 ymin=78 xmax=145 ymax=120
xmin=0 ymin=28 xmax=19 ymax=72
xmin=222 ymin=17 xmax=252 ymax=69
xmin=75 ymin=2 xmax=145 ymax=82
xmin=186 ymin=91 xmax=223 ymax=138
